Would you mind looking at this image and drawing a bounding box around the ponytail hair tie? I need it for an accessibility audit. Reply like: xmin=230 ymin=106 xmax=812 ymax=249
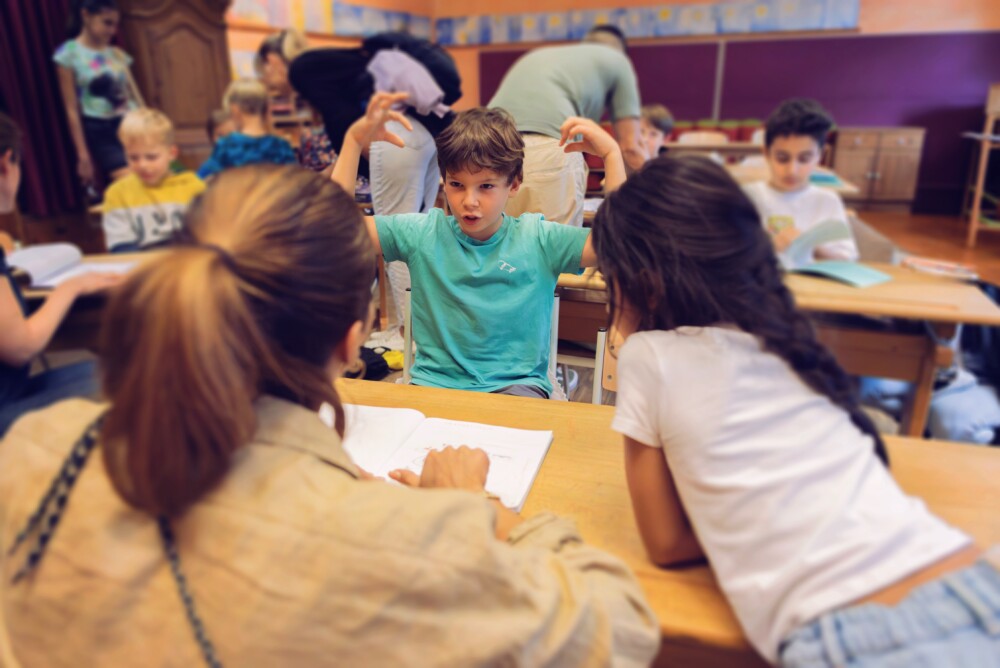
xmin=194 ymin=242 xmax=242 ymax=277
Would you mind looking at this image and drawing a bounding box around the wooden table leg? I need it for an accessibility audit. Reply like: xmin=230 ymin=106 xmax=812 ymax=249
xmin=808 ymin=325 xmax=944 ymax=437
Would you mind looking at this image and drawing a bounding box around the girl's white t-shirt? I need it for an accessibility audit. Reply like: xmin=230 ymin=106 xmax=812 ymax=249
xmin=611 ymin=327 xmax=970 ymax=662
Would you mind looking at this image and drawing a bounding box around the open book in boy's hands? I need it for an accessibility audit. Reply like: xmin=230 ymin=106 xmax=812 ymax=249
xmin=779 ymin=220 xmax=891 ymax=288
xmin=6 ymin=243 xmax=136 ymax=289
xmin=322 ymin=403 xmax=554 ymax=511
xmin=779 ymin=218 xmax=853 ymax=270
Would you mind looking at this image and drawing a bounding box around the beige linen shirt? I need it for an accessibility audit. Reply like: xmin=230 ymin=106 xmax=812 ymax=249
xmin=0 ymin=396 xmax=659 ymax=667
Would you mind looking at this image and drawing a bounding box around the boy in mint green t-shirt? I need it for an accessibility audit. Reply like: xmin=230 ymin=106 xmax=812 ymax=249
xmin=334 ymin=93 xmax=626 ymax=397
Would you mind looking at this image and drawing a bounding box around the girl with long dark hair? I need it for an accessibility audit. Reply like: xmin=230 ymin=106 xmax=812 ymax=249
xmin=593 ymin=154 xmax=997 ymax=666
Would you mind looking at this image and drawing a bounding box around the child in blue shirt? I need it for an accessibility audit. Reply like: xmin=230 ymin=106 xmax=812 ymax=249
xmin=334 ymin=93 xmax=625 ymax=397
xmin=197 ymin=79 xmax=296 ymax=179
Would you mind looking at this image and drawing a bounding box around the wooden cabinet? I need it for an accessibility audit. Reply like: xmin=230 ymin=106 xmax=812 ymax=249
xmin=832 ymin=127 xmax=925 ymax=210
xmin=115 ymin=0 xmax=232 ymax=170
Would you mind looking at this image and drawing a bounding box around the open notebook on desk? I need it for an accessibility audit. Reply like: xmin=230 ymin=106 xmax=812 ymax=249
xmin=322 ymin=403 xmax=554 ymax=511
xmin=6 ymin=243 xmax=135 ymax=289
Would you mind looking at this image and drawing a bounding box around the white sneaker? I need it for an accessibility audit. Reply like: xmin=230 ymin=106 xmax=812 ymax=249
xmin=556 ymin=367 xmax=579 ymax=395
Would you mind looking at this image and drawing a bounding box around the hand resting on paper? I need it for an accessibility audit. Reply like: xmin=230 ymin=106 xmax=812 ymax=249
xmin=389 ymin=446 xmax=524 ymax=541
xmin=61 ymin=271 xmax=124 ymax=297
xmin=389 ymin=445 xmax=489 ymax=493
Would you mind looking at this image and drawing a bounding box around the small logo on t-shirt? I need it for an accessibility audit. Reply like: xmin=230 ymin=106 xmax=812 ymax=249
xmin=766 ymin=215 xmax=794 ymax=235
xmin=498 ymin=260 xmax=517 ymax=274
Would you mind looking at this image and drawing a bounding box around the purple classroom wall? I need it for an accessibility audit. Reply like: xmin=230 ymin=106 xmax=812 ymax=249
xmin=723 ymin=33 xmax=1000 ymax=214
xmin=479 ymin=32 xmax=1000 ymax=214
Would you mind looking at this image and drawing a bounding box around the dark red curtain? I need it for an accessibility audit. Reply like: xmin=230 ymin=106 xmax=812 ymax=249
xmin=0 ymin=0 xmax=84 ymax=216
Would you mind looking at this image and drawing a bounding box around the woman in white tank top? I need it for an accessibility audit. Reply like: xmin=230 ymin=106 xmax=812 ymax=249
xmin=590 ymin=154 xmax=1000 ymax=667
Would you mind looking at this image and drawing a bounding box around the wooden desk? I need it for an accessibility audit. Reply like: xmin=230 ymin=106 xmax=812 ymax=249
xmin=337 ymin=379 xmax=1000 ymax=667
xmin=663 ymin=141 xmax=762 ymax=157
xmin=556 ymin=265 xmax=1000 ymax=436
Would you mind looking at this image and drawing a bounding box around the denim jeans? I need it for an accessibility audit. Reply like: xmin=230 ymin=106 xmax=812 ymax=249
xmin=370 ymin=115 xmax=440 ymax=331
xmin=860 ymin=372 xmax=1000 ymax=444
xmin=780 ymin=556 xmax=1000 ymax=667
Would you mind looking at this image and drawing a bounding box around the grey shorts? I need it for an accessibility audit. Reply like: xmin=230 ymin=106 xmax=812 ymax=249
xmin=490 ymin=384 xmax=549 ymax=399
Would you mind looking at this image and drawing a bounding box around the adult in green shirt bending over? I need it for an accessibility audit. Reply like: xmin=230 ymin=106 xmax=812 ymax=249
xmin=333 ymin=93 xmax=626 ymax=398
xmin=489 ymin=25 xmax=646 ymax=228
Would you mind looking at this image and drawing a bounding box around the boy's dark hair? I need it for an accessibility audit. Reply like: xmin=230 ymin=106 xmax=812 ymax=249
xmin=764 ymin=98 xmax=834 ymax=149
xmin=585 ymin=24 xmax=628 ymax=51
xmin=641 ymin=104 xmax=675 ymax=135
xmin=0 ymin=112 xmax=22 ymax=163
xmin=435 ymin=107 xmax=523 ymax=184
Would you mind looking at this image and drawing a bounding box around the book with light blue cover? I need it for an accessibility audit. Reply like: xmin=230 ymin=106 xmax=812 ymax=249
xmin=791 ymin=261 xmax=892 ymax=288
xmin=809 ymin=172 xmax=844 ymax=187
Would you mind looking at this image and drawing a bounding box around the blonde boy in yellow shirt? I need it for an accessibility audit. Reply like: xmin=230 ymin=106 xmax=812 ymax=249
xmin=101 ymin=109 xmax=205 ymax=252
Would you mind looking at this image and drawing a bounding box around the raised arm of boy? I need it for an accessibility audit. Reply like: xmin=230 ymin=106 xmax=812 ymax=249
xmin=559 ymin=116 xmax=627 ymax=193
xmin=330 ymin=92 xmax=412 ymax=255
xmin=558 ymin=117 xmax=625 ymax=267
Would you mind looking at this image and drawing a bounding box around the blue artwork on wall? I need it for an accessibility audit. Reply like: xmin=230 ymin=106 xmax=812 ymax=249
xmin=230 ymin=0 xmax=860 ymax=45
xmin=410 ymin=15 xmax=433 ymax=39
xmin=435 ymin=0 xmax=860 ymax=45
xmin=332 ymin=2 xmax=364 ymax=35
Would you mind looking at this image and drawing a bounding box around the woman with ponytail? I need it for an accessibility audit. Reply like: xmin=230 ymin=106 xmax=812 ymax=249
xmin=593 ymin=154 xmax=999 ymax=666
xmin=0 ymin=96 xmax=658 ymax=666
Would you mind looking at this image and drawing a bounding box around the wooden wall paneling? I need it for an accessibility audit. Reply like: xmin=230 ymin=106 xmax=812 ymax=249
xmin=116 ymin=0 xmax=232 ymax=170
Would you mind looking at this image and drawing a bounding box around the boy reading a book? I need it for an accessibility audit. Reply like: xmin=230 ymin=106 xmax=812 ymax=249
xmin=102 ymin=108 xmax=205 ymax=252
xmin=334 ymin=94 xmax=624 ymax=398
xmin=0 ymin=112 xmax=120 ymax=435
xmin=197 ymin=79 xmax=297 ymax=180
xmin=743 ymin=98 xmax=858 ymax=264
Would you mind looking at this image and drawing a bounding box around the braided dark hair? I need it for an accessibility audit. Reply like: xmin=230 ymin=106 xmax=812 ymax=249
xmin=592 ymin=155 xmax=888 ymax=465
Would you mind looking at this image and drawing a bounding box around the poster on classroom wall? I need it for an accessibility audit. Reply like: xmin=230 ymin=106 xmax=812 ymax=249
xmin=234 ymin=0 xmax=338 ymax=33
xmin=228 ymin=0 xmax=431 ymax=39
xmin=435 ymin=0 xmax=860 ymax=46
